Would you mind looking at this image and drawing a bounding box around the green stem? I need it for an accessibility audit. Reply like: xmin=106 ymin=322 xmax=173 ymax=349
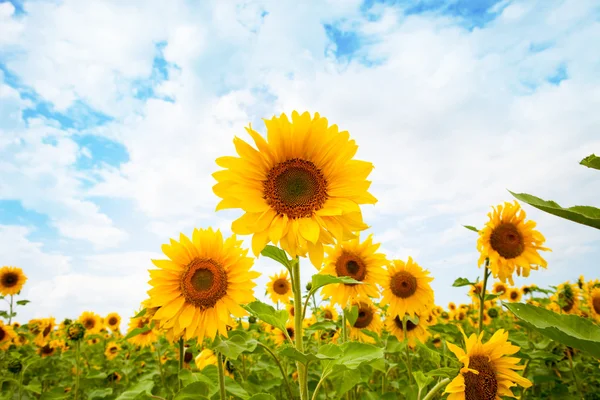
xmin=8 ymin=295 xmax=13 ymax=324
xmin=292 ymin=257 xmax=308 ymax=400
xmin=478 ymin=259 xmax=491 ymax=335
xmin=75 ymin=341 xmax=80 ymax=400
xmin=257 ymin=342 xmax=295 ymax=400
xmin=217 ymin=352 xmax=227 ymax=400
xmin=311 ymin=372 xmax=331 ymax=400
xmin=241 ymin=354 xmax=247 ymax=381
xmin=566 ymin=348 xmax=582 ymax=396
xmin=178 ymin=338 xmax=184 ymax=392
xmin=155 ymin=345 xmax=167 ymax=392
xmin=402 ymin=317 xmax=412 ymax=384
xmin=342 ymin=310 xmax=348 ymax=343
xmin=421 ymin=378 xmax=450 ymax=400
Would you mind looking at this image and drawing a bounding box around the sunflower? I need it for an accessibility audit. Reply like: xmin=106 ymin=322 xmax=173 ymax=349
xmin=147 ymin=228 xmax=259 ymax=342
xmin=320 ymin=234 xmax=387 ymax=306
xmin=104 ymin=341 xmax=121 ymax=360
xmin=272 ymin=321 xmax=295 ymax=346
xmin=432 ymin=334 xmax=442 ymax=349
xmin=266 ymin=270 xmax=293 ymax=304
xmin=381 ymin=257 xmax=434 ymax=318
xmin=195 ymin=349 xmax=233 ymax=378
xmin=105 ymin=313 xmax=121 ymax=333
xmin=320 ymin=304 xmax=338 ymax=321
xmin=588 ymin=288 xmax=600 ymax=322
xmin=286 ymin=302 xmax=296 ymax=318
xmin=12 ymin=322 xmax=20 ymax=329
xmin=183 ymin=349 xmax=194 ymax=368
xmin=348 ymin=300 xmax=383 ymax=343
xmin=386 ymin=313 xmax=430 ymax=347
xmin=33 ymin=317 xmax=56 ymax=346
xmin=38 ymin=340 xmax=62 ymax=358
xmin=212 ymin=111 xmax=376 ymax=266
xmin=477 ymin=201 xmax=550 ymax=285
xmin=491 ymin=282 xmax=508 ymax=300
xmin=13 ymin=333 xmax=28 ymax=346
xmin=0 ymin=321 xmax=16 ymax=350
xmin=507 ymin=288 xmax=522 ymax=303
xmin=107 ymin=372 xmax=122 ymax=383
xmin=0 ymin=266 xmax=27 ymax=296
xmin=79 ymin=311 xmax=103 ymax=335
xmin=448 ymin=302 xmax=457 ymax=312
xmin=126 ymin=315 xmax=158 ymax=348
xmin=445 ymin=328 xmax=531 ymax=399
xmin=469 ymin=282 xmax=484 ymax=299
xmin=552 ymin=282 xmax=580 ymax=314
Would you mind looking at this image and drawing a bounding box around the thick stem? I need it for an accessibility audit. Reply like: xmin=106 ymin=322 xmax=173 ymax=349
xmin=8 ymin=295 xmax=14 ymax=324
xmin=217 ymin=352 xmax=227 ymax=400
xmin=421 ymin=378 xmax=450 ymax=400
xmin=257 ymin=342 xmax=295 ymax=400
xmin=402 ymin=317 xmax=413 ymax=384
xmin=478 ymin=259 xmax=491 ymax=335
xmin=292 ymin=257 xmax=308 ymax=400
xmin=178 ymin=338 xmax=184 ymax=392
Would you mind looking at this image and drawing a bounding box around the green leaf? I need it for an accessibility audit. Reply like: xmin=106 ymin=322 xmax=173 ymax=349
xmin=248 ymin=395 xmax=277 ymax=400
xmin=504 ymin=302 xmax=600 ymax=358
xmin=123 ymin=325 xmax=151 ymax=340
xmin=24 ymin=381 xmax=42 ymax=394
xmin=243 ymin=301 xmax=289 ymax=333
xmin=509 ymin=191 xmax=600 ymax=230
xmin=463 ymin=225 xmax=479 ymax=233
xmin=16 ymin=300 xmax=30 ymax=306
xmin=88 ymin=388 xmax=114 ymax=399
xmin=334 ymin=342 xmax=384 ymax=370
xmin=40 ymin=387 xmax=71 ymax=400
xmin=311 ymin=274 xmax=362 ymax=293
xmin=304 ymin=321 xmax=338 ymax=332
xmin=344 ymin=304 xmax=359 ymax=327
xmin=223 ymin=376 xmax=250 ymax=400
xmin=133 ymin=308 xmax=147 ymax=318
xmin=174 ymin=382 xmax=211 ymax=400
xmin=335 ymin=369 xmax=363 ymax=396
xmin=412 ymin=371 xmax=433 ymax=392
xmin=213 ymin=332 xmax=257 ymax=360
xmin=580 ymin=154 xmax=600 ymax=170
xmin=279 ymin=346 xmax=336 ymax=365
xmin=85 ymin=371 xmax=108 ymax=379
xmin=261 ymin=245 xmax=292 ymax=268
xmin=484 ymin=293 xmax=501 ymax=301
xmin=452 ymin=277 xmax=472 ymax=287
xmin=115 ymin=379 xmax=154 ymax=400
xmin=426 ymin=367 xmax=458 ymax=378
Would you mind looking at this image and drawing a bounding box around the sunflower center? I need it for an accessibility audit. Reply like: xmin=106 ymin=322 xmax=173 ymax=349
xmin=393 ymin=316 xmax=417 ymax=331
xmin=263 ymin=158 xmax=328 ymax=219
xmin=494 ymin=285 xmax=505 ymax=294
xmin=41 ymin=345 xmax=54 ymax=355
xmin=335 ymin=252 xmax=367 ymax=283
xmin=286 ymin=327 xmax=295 ymax=339
xmin=390 ymin=271 xmax=418 ymax=298
xmin=510 ymin=291 xmax=518 ymax=300
xmin=184 ymin=351 xmax=193 ymax=363
xmin=1 ymin=272 xmax=18 ymax=287
xmin=110 ymin=346 xmax=118 ymax=354
xmin=324 ymin=310 xmax=333 ymax=320
xmin=273 ymin=278 xmax=290 ymax=295
xmin=84 ymin=318 xmax=96 ymax=329
xmin=181 ymin=258 xmax=228 ymax=310
xmin=490 ymin=223 xmax=524 ymax=259
xmin=0 ymin=327 xmax=5 ymax=341
xmin=593 ymin=296 xmax=600 ymax=315
xmin=108 ymin=317 xmax=118 ymax=326
xmin=353 ymin=303 xmax=374 ymax=329
xmin=289 ymin=306 xmax=295 ymax=317
xmin=464 ymin=355 xmax=498 ymax=400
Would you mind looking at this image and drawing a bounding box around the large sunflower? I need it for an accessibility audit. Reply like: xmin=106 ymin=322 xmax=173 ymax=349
xmin=381 ymin=257 xmax=434 ymax=318
xmin=79 ymin=311 xmax=103 ymax=335
xmin=445 ymin=328 xmax=531 ymax=400
xmin=0 ymin=266 xmax=27 ymax=296
xmin=212 ymin=111 xmax=376 ymax=267
xmin=105 ymin=313 xmax=121 ymax=333
xmin=385 ymin=313 xmax=431 ymax=347
xmin=266 ymin=270 xmax=293 ymax=304
xmin=147 ymin=228 xmax=259 ymax=342
xmin=348 ymin=300 xmax=383 ymax=343
xmin=477 ymin=201 xmax=550 ymax=285
xmin=0 ymin=321 xmax=16 ymax=350
xmin=319 ymin=234 xmax=387 ymax=306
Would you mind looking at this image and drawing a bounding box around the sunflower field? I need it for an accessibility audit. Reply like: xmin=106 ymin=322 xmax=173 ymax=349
xmin=1 ymin=112 xmax=600 ymax=400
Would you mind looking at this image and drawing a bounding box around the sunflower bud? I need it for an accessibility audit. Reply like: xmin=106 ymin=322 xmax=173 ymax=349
xmin=67 ymin=322 xmax=85 ymax=341
xmin=248 ymin=316 xmax=257 ymax=324
xmin=7 ymin=359 xmax=22 ymax=374
xmin=305 ymin=282 xmax=312 ymax=291
xmin=487 ymin=308 xmax=499 ymax=318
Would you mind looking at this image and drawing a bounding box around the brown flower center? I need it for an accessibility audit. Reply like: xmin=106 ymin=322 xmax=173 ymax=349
xmin=324 ymin=310 xmax=333 ymax=320
xmin=84 ymin=318 xmax=96 ymax=330
xmin=335 ymin=252 xmax=367 ymax=283
xmin=0 ymin=327 xmax=5 ymax=341
xmin=263 ymin=158 xmax=328 ymax=219
xmin=108 ymin=317 xmax=118 ymax=326
xmin=273 ymin=278 xmax=290 ymax=295
xmin=510 ymin=291 xmax=518 ymax=300
xmin=494 ymin=285 xmax=506 ymax=294
xmin=353 ymin=303 xmax=374 ymax=329
xmin=593 ymin=296 xmax=600 ymax=315
xmin=559 ymin=285 xmax=575 ymax=312
xmin=41 ymin=345 xmax=54 ymax=355
xmin=110 ymin=346 xmax=118 ymax=354
xmin=1 ymin=272 xmax=18 ymax=287
xmin=490 ymin=223 xmax=524 ymax=259
xmin=286 ymin=327 xmax=295 ymax=339
xmin=390 ymin=271 xmax=418 ymax=298
xmin=393 ymin=316 xmax=417 ymax=331
xmin=43 ymin=325 xmax=51 ymax=337
xmin=180 ymin=258 xmax=228 ymax=310
xmin=289 ymin=306 xmax=295 ymax=317
xmin=184 ymin=351 xmax=193 ymax=363
xmin=464 ymin=355 xmax=498 ymax=400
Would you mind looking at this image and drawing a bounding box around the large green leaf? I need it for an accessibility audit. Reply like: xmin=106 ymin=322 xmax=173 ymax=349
xmin=333 ymin=342 xmax=384 ymax=371
xmin=174 ymin=382 xmax=211 ymax=400
xmin=214 ymin=331 xmax=257 ymax=360
xmin=115 ymin=379 xmax=154 ymax=400
xmin=504 ymin=302 xmax=600 ymax=358
xmin=243 ymin=301 xmax=289 ymax=333
xmin=452 ymin=277 xmax=473 ymax=287
xmin=248 ymin=395 xmax=277 ymax=400
xmin=304 ymin=320 xmax=338 ymax=332
xmin=509 ymin=191 xmax=600 ymax=229
xmin=581 ymin=154 xmax=600 ymax=170
xmin=261 ymin=245 xmax=292 ymax=269
xmin=123 ymin=324 xmax=152 ymax=340
xmin=279 ymin=346 xmax=336 ymax=365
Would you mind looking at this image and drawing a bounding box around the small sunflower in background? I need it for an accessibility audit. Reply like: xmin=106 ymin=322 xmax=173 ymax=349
xmin=147 ymin=228 xmax=259 ymax=342
xmin=212 ymin=111 xmax=376 ymax=266
xmin=38 ymin=340 xmax=62 ymax=358
xmin=521 ymin=284 xmax=535 ymax=297
xmin=320 ymin=304 xmax=338 ymax=321
xmin=266 ymin=270 xmax=292 ymax=304
xmin=79 ymin=311 xmax=103 ymax=335
xmin=126 ymin=314 xmax=157 ymax=348
xmin=320 ymin=234 xmax=388 ymax=307
xmin=0 ymin=321 xmax=17 ymax=350
xmin=104 ymin=342 xmax=121 ymax=360
xmin=588 ymin=287 xmax=600 ymax=322
xmin=477 ymin=201 xmax=550 ymax=285
xmin=469 ymin=282 xmax=484 ymax=299
xmin=286 ymin=302 xmax=296 ymax=319
xmin=0 ymin=266 xmax=27 ymax=296
xmin=348 ymin=300 xmax=382 ymax=343
xmin=445 ymin=328 xmax=531 ymax=399
xmin=196 ymin=349 xmax=233 ymax=378
xmin=381 ymin=257 xmax=434 ymax=318
xmin=107 ymin=372 xmax=122 ymax=384
xmin=386 ymin=313 xmax=431 ymax=347
xmin=448 ymin=302 xmax=457 ymax=312
xmin=492 ymin=282 xmax=509 ymax=300
xmin=507 ymin=288 xmax=522 ymax=303
xmin=552 ymin=282 xmax=581 ymax=314
xmin=272 ymin=322 xmax=295 ymax=346
xmin=105 ymin=313 xmax=121 ymax=334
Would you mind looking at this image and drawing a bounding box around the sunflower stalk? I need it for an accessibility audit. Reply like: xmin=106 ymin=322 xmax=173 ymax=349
xmin=8 ymin=295 xmax=14 ymax=324
xmin=217 ymin=351 xmax=227 ymax=400
xmin=74 ymin=340 xmax=80 ymax=400
xmin=402 ymin=316 xmax=413 ymax=384
xmin=256 ymin=342 xmax=295 ymax=400
xmin=478 ymin=259 xmax=491 ymax=335
xmin=421 ymin=378 xmax=450 ymax=400
xmin=178 ymin=337 xmax=184 ymax=392
xmin=292 ymin=256 xmax=308 ymax=400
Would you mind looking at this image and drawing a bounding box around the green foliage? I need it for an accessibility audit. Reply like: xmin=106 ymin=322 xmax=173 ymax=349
xmin=463 ymin=225 xmax=479 ymax=232
xmin=260 ymin=245 xmax=293 ymax=270
xmin=243 ymin=300 xmax=289 ymax=333
xmin=213 ymin=331 xmax=257 ymax=360
xmin=580 ymin=154 xmax=600 ymax=170
xmin=452 ymin=277 xmax=473 ymax=287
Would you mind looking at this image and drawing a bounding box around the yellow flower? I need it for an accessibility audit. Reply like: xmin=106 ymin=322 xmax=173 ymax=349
xmin=320 ymin=304 xmax=338 ymax=321
xmin=507 ymin=288 xmax=522 ymax=303
xmin=195 ymin=349 xmax=232 ymax=377
xmin=477 ymin=201 xmax=550 ymax=285
xmin=126 ymin=314 xmax=158 ymax=348
xmin=448 ymin=302 xmax=457 ymax=312
xmin=104 ymin=341 xmax=121 ymax=360
xmin=445 ymin=328 xmax=531 ymax=399
xmin=148 ymin=228 xmax=259 ymax=342
xmin=105 ymin=313 xmax=121 ymax=333
xmin=272 ymin=322 xmax=295 ymax=346
xmin=491 ymin=282 xmax=508 ymax=300
xmin=381 ymin=257 xmax=434 ymax=318
xmin=212 ymin=111 xmax=376 ymax=266
xmin=266 ymin=271 xmax=293 ymax=304
xmin=0 ymin=266 xmax=27 ymax=296
xmin=469 ymin=282 xmax=484 ymax=299
xmin=386 ymin=313 xmax=431 ymax=347
xmin=38 ymin=340 xmax=62 ymax=358
xmin=320 ymin=234 xmax=387 ymax=307
xmin=588 ymin=287 xmax=600 ymax=322
xmin=552 ymin=282 xmax=580 ymax=314
xmin=348 ymin=300 xmax=382 ymax=343
xmin=286 ymin=302 xmax=296 ymax=318
xmin=0 ymin=321 xmax=16 ymax=350
xmin=33 ymin=317 xmax=56 ymax=347
xmin=79 ymin=311 xmax=103 ymax=335
xmin=107 ymin=372 xmax=122 ymax=383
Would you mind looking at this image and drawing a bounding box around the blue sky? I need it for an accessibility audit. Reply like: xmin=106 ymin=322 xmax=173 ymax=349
xmin=0 ymin=0 xmax=599 ymax=328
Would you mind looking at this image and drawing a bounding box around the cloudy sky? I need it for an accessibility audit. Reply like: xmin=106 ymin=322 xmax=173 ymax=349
xmin=1 ymin=0 xmax=599 ymax=330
